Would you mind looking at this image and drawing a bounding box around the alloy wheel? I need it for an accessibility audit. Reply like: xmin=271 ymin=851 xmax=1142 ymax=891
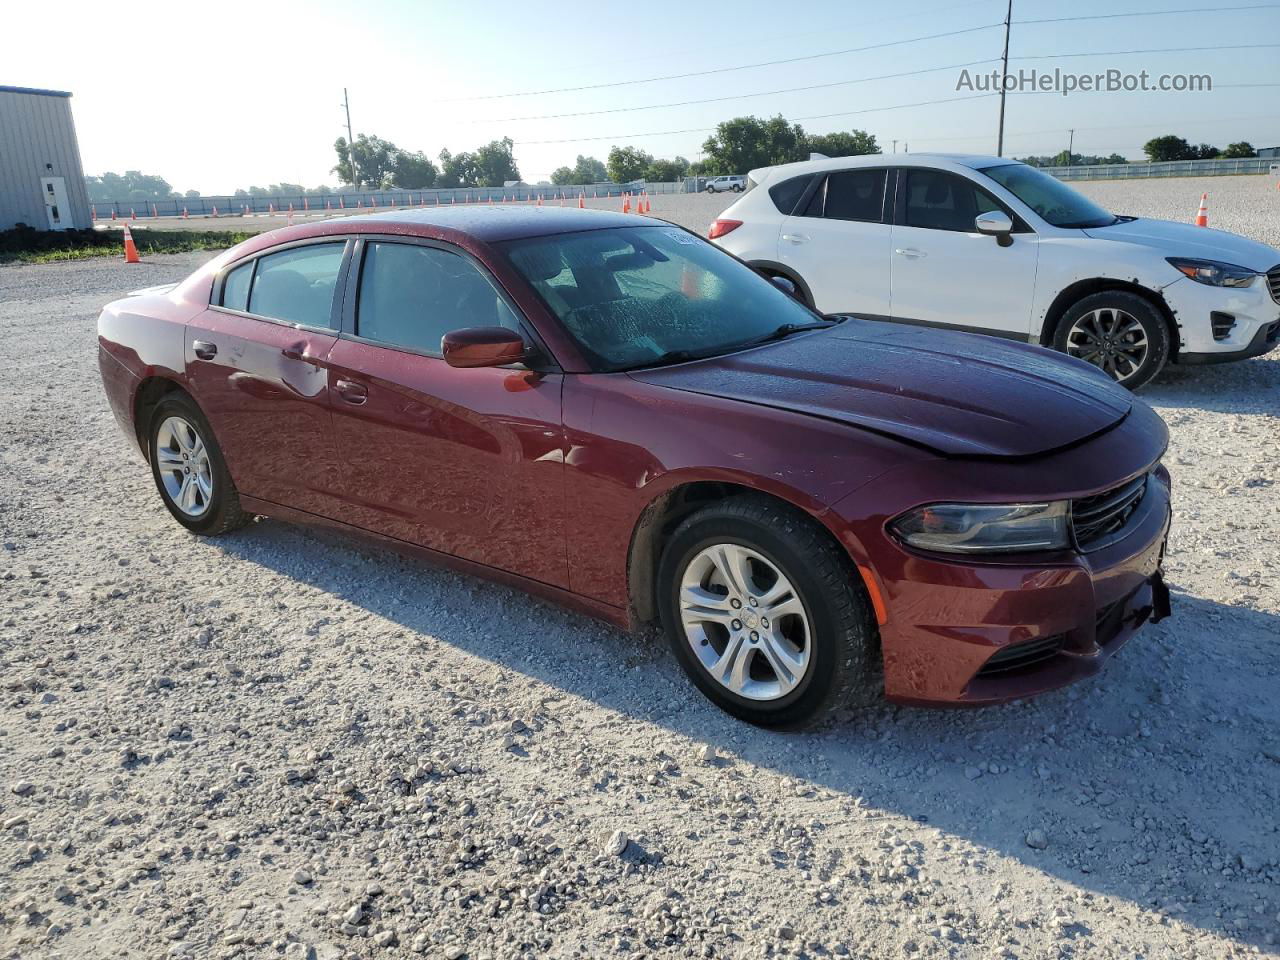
xmin=154 ymin=416 xmax=213 ymax=517
xmin=1064 ymin=307 xmax=1149 ymax=382
xmin=678 ymin=543 xmax=812 ymax=701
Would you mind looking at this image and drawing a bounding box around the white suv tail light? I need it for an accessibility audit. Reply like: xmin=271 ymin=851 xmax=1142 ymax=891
xmin=708 ymin=218 xmax=743 ymax=240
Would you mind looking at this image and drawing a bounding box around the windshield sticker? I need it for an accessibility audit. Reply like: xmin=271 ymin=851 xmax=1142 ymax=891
xmin=665 ymin=230 xmax=696 ymax=245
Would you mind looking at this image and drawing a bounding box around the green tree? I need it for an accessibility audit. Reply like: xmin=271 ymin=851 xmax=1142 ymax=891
xmin=572 ymin=155 xmax=608 ymax=182
xmin=333 ymin=134 xmax=398 ymax=188
xmin=1222 ymin=141 xmax=1256 ymax=158
xmin=473 ymin=138 xmax=521 ymax=187
xmin=1191 ymin=143 xmax=1220 ymax=160
xmin=391 ymin=150 xmax=438 ymax=189
xmin=801 ymin=130 xmax=878 ymax=158
xmin=607 ymin=146 xmax=654 ymax=183
xmin=550 ymin=166 xmax=576 ymax=185
xmin=644 ymin=156 xmax=690 ymax=182
xmin=84 ymin=171 xmax=178 ymax=203
xmin=437 ymin=149 xmax=476 ymax=188
xmin=1143 ymin=135 xmax=1195 ymax=162
xmin=700 ymin=115 xmax=806 ymax=175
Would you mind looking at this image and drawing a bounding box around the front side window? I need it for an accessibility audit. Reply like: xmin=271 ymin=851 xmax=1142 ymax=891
xmin=979 ymin=162 xmax=1116 ymax=228
xmin=902 ymin=170 xmax=1002 ymax=233
xmin=247 ymin=243 xmax=346 ymax=327
xmin=356 ymin=242 xmax=520 ymax=355
xmin=503 ymin=226 xmax=821 ymax=372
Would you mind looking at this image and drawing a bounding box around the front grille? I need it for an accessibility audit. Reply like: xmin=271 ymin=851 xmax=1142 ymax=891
xmin=1072 ymin=474 xmax=1148 ymax=550
xmin=978 ymin=633 xmax=1066 ymax=675
xmin=1268 ymin=264 xmax=1280 ymax=304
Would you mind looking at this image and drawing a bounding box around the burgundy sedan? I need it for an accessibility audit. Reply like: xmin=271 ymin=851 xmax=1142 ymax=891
xmin=98 ymin=207 xmax=1172 ymax=727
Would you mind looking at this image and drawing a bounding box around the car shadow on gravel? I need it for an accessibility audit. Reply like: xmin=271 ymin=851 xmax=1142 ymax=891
xmin=212 ymin=520 xmax=1280 ymax=950
xmin=1146 ymin=352 xmax=1279 ymax=414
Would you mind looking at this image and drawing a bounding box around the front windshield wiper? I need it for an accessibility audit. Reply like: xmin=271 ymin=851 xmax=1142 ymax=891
xmin=737 ymin=317 xmax=843 ymax=349
xmin=612 ymin=349 xmax=713 ymax=372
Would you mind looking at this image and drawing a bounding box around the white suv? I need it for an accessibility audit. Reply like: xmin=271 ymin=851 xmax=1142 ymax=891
xmin=710 ymin=154 xmax=1280 ymax=387
xmin=705 ymin=175 xmax=747 ymax=193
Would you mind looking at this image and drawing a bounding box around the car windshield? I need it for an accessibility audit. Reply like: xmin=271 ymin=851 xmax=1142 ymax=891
xmin=978 ymin=163 xmax=1118 ymax=228
xmin=502 ymin=226 xmax=825 ymax=371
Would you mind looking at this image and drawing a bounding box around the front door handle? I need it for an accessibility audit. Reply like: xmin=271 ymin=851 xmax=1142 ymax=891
xmin=334 ymin=379 xmax=368 ymax=405
xmin=894 ymin=248 xmax=926 ymax=258
xmin=192 ymin=340 xmax=217 ymax=360
xmin=781 ymin=233 xmax=810 ymax=244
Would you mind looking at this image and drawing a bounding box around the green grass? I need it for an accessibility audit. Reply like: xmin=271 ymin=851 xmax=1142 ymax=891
xmin=0 ymin=226 xmax=258 ymax=264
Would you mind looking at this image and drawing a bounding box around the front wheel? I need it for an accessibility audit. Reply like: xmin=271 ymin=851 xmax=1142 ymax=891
xmin=657 ymin=496 xmax=881 ymax=728
xmin=1053 ymin=291 xmax=1170 ymax=389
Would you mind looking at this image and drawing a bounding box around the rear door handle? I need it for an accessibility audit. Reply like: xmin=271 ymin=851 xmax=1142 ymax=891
xmin=192 ymin=340 xmax=217 ymax=360
xmin=781 ymin=233 xmax=810 ymax=244
xmin=282 ymin=341 xmax=324 ymax=365
xmin=894 ymin=248 xmax=926 ymax=258
xmin=334 ymin=379 xmax=368 ymax=405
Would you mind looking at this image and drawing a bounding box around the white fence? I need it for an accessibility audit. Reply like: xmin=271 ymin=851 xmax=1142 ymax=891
xmin=1040 ymin=157 xmax=1277 ymax=181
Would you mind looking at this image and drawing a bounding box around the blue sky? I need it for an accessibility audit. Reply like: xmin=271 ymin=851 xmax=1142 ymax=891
xmin=7 ymin=0 xmax=1278 ymax=192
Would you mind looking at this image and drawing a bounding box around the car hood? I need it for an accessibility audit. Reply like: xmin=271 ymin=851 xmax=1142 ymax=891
xmin=628 ymin=321 xmax=1132 ymax=458
xmin=1083 ymin=218 xmax=1280 ymax=272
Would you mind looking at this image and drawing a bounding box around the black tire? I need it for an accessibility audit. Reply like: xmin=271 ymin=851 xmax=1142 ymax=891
xmin=732 ymin=184 xmax=743 ymax=192
xmin=705 ymin=184 xmax=716 ymax=193
xmin=147 ymin=392 xmax=250 ymax=536
xmin=1052 ymin=290 xmax=1170 ymax=390
xmin=656 ymin=495 xmax=881 ymax=728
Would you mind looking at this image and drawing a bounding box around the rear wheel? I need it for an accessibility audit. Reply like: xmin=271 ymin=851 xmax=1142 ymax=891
xmin=148 ymin=393 xmax=250 ymax=535
xmin=657 ymin=496 xmax=881 ymax=728
xmin=1053 ymin=291 xmax=1170 ymax=389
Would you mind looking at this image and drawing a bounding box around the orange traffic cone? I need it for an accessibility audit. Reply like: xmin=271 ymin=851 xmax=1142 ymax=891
xmin=1194 ymin=193 xmax=1208 ymax=227
xmin=578 ymin=194 xmax=585 ymax=209
xmin=110 ymin=209 xmax=117 ymax=220
xmin=211 ymin=206 xmax=218 ymax=217
xmin=152 ymin=203 xmax=158 ymax=218
xmin=182 ymin=207 xmax=188 ymax=219
xmin=130 ymin=208 xmax=137 ymax=221
xmin=622 ymin=193 xmax=631 ymax=213
xmin=91 ymin=205 xmax=97 ymax=221
xmin=122 ymin=225 xmax=141 ymax=264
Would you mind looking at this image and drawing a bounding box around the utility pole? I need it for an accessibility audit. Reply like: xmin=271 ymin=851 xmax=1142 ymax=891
xmin=1067 ymin=128 xmax=1075 ymax=167
xmin=996 ymin=0 xmax=1013 ymax=156
xmin=342 ymin=88 xmax=356 ymax=185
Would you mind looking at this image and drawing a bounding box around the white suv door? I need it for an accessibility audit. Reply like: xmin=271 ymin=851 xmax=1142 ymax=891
xmin=889 ymin=168 xmax=1039 ymax=337
xmin=777 ymin=168 xmax=893 ymax=317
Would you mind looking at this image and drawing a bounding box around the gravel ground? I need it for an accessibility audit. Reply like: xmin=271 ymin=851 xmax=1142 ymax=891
xmin=2 ymin=177 xmax=1279 ymax=960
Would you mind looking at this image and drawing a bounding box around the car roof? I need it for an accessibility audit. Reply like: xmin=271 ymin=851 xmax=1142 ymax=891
xmin=318 ymin=205 xmax=650 ymax=243
xmin=753 ymin=153 xmax=1018 ymax=181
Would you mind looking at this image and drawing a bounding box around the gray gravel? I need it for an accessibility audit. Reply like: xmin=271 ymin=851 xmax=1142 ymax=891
xmin=1 ymin=177 xmax=1279 ymax=958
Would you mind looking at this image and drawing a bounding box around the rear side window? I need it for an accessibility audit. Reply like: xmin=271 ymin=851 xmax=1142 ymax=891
xmin=902 ymin=170 xmax=1002 ymax=232
xmin=247 ymin=243 xmax=346 ymax=328
xmin=357 ymin=242 xmax=520 ymax=355
xmin=221 ymin=261 xmax=253 ymax=311
xmin=768 ymin=175 xmax=812 ymax=215
xmin=824 ymin=169 xmax=887 ymax=222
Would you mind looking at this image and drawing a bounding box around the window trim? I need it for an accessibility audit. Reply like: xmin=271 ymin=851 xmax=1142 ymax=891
xmin=340 ymin=234 xmax=554 ymax=370
xmin=209 ymin=236 xmax=355 ymax=334
xmin=892 ymin=167 xmax=1034 ymax=234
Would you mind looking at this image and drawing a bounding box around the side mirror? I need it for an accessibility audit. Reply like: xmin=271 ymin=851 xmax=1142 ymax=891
xmin=769 ymin=274 xmax=799 ymax=298
xmin=441 ymin=327 xmax=528 ymax=368
xmin=975 ymin=210 xmax=1015 ymax=246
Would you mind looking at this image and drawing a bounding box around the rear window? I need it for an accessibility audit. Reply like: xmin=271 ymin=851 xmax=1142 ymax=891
xmin=247 ymin=243 xmax=346 ymax=328
xmin=768 ymin=175 xmax=813 ymax=215
xmin=824 ymin=169 xmax=887 ymax=222
xmin=221 ymin=261 xmax=253 ymax=311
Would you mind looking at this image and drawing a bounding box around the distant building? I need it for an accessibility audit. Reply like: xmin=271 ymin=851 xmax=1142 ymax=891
xmin=1257 ymin=146 xmax=1280 ymax=159
xmin=0 ymin=85 xmax=92 ymax=231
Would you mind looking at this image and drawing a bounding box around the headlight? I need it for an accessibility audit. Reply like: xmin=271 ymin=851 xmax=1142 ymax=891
xmin=891 ymin=502 xmax=1070 ymax=554
xmin=1166 ymin=257 xmax=1257 ymax=287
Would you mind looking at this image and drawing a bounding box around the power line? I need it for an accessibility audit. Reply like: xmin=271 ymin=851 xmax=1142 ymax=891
xmin=480 ymin=60 xmax=1001 ymax=124
xmin=1013 ymin=41 xmax=1280 ymax=60
xmin=435 ymin=24 xmax=1004 ymax=103
xmin=1016 ymin=2 xmax=1280 ymax=25
xmin=513 ymin=93 xmax=997 ymax=145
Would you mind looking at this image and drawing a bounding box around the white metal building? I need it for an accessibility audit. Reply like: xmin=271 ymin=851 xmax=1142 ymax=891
xmin=0 ymin=85 xmax=92 ymax=231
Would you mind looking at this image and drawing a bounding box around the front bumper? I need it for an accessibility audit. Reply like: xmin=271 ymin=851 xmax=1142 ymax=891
xmin=831 ymin=402 xmax=1173 ymax=706
xmin=1163 ymin=274 xmax=1280 ymax=361
xmin=877 ymin=475 xmax=1171 ymax=706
